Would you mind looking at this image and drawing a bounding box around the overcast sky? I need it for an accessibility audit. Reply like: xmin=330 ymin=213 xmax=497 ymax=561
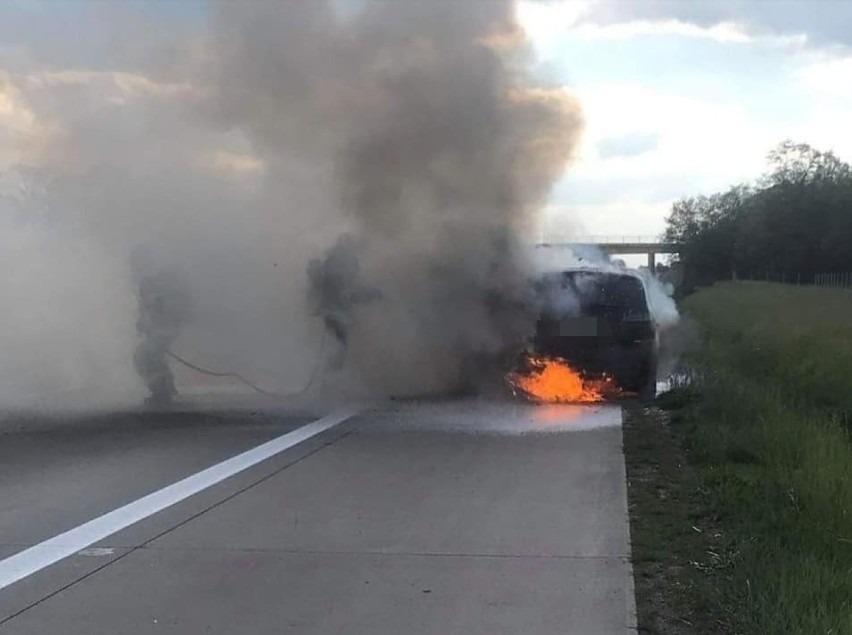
xmin=1 ymin=1 xmax=850 ymax=241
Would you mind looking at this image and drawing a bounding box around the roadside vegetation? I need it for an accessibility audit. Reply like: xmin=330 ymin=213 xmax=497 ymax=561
xmin=627 ymin=281 xmax=852 ymax=634
xmin=665 ymin=141 xmax=852 ymax=291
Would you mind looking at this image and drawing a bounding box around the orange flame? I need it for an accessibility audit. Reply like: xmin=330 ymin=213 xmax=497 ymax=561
xmin=507 ymin=355 xmax=619 ymax=403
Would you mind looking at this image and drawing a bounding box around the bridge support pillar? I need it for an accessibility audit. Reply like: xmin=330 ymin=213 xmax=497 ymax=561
xmin=647 ymin=251 xmax=656 ymax=272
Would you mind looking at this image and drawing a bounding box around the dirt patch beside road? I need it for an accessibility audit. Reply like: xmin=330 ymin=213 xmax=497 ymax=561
xmin=624 ymin=401 xmax=733 ymax=634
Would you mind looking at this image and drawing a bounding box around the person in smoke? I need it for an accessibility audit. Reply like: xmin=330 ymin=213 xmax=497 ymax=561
xmin=306 ymin=235 xmax=382 ymax=371
xmin=133 ymin=268 xmax=193 ymax=406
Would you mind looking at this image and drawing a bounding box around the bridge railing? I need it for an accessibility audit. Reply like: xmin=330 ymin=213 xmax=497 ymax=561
xmin=542 ymin=235 xmax=666 ymax=245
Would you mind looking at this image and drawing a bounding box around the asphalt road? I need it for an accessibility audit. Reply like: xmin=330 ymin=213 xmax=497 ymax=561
xmin=0 ymin=399 xmax=635 ymax=634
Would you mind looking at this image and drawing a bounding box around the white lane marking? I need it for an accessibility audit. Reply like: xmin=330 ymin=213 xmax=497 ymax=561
xmin=0 ymin=408 xmax=358 ymax=592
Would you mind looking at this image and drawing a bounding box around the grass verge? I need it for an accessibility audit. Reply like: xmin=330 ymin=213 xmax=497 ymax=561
xmin=627 ymin=281 xmax=852 ymax=634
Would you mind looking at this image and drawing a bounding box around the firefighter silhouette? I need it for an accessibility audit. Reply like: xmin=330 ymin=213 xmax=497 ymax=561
xmin=306 ymin=235 xmax=381 ymax=370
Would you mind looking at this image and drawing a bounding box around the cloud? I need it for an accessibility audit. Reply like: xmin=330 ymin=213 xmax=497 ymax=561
xmin=571 ymin=18 xmax=753 ymax=44
xmin=793 ymin=53 xmax=852 ymax=159
xmin=0 ymin=77 xmax=34 ymax=132
xmin=22 ymin=70 xmax=196 ymax=99
xmin=515 ymin=1 xmax=590 ymax=48
xmin=597 ymin=132 xmax=659 ymax=159
xmin=575 ymin=83 xmax=772 ymax=178
xmin=516 ymin=2 xmax=852 ymax=246
xmin=551 ymin=67 xmax=852 ymax=236
xmin=544 ymin=81 xmax=781 ymax=237
xmin=540 ymin=198 xmax=674 ymax=239
xmin=518 ymin=1 xmax=811 ymax=50
xmin=575 ymin=0 xmax=852 ymax=48
xmin=0 ymin=71 xmax=42 ymax=170
xmin=796 ymin=53 xmax=852 ymax=102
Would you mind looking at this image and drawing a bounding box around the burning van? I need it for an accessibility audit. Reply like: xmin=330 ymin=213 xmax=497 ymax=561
xmin=524 ymin=267 xmax=658 ymax=401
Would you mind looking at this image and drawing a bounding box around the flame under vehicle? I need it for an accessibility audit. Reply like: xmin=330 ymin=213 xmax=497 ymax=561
xmin=531 ymin=268 xmax=658 ymax=401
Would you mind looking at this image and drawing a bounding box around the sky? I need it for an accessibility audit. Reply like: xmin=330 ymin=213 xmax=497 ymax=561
xmin=1 ymin=0 xmax=851 ymax=242
xmin=517 ymin=0 xmax=852 ymax=240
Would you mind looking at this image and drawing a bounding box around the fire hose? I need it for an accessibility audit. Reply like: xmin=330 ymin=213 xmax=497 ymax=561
xmin=166 ymin=327 xmax=328 ymax=399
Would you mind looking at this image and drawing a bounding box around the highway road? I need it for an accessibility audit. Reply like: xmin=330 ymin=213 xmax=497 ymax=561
xmin=0 ymin=398 xmax=636 ymax=634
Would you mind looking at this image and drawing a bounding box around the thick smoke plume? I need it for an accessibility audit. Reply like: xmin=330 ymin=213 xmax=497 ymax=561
xmin=0 ymin=1 xmax=582 ymax=406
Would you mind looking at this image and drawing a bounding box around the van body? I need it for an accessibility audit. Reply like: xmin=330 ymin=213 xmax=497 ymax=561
xmin=532 ymin=268 xmax=658 ymax=399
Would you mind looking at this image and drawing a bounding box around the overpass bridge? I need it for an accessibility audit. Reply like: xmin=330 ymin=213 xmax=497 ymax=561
xmin=539 ymin=236 xmax=681 ymax=270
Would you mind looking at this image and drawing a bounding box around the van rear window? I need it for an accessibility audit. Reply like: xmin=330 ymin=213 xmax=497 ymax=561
xmin=538 ymin=271 xmax=650 ymax=321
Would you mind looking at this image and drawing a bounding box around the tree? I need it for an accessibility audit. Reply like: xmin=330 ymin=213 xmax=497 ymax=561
xmin=764 ymin=140 xmax=851 ymax=187
xmin=665 ymin=141 xmax=852 ymax=289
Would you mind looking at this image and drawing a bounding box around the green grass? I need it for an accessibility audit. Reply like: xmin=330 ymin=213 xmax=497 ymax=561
xmin=688 ymin=281 xmax=852 ymax=415
xmin=627 ymin=281 xmax=852 ymax=634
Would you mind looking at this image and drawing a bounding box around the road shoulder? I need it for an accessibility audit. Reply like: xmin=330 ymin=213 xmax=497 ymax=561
xmin=623 ymin=402 xmax=730 ymax=634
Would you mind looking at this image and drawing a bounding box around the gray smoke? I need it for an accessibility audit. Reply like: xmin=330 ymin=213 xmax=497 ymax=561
xmin=0 ymin=1 xmax=582 ymax=406
xmin=207 ymin=1 xmax=582 ymax=394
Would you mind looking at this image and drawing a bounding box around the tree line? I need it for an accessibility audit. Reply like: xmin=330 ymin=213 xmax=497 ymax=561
xmin=664 ymin=141 xmax=852 ymax=290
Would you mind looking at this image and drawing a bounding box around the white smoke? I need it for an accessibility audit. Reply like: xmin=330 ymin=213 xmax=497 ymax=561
xmin=528 ymin=244 xmax=680 ymax=330
xmin=0 ymin=195 xmax=139 ymax=408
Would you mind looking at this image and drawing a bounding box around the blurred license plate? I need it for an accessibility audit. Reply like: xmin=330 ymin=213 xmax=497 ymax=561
xmin=559 ymin=317 xmax=597 ymax=336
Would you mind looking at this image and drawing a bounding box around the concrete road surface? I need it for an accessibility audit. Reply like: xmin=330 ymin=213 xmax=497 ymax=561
xmin=0 ymin=399 xmax=636 ymax=634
